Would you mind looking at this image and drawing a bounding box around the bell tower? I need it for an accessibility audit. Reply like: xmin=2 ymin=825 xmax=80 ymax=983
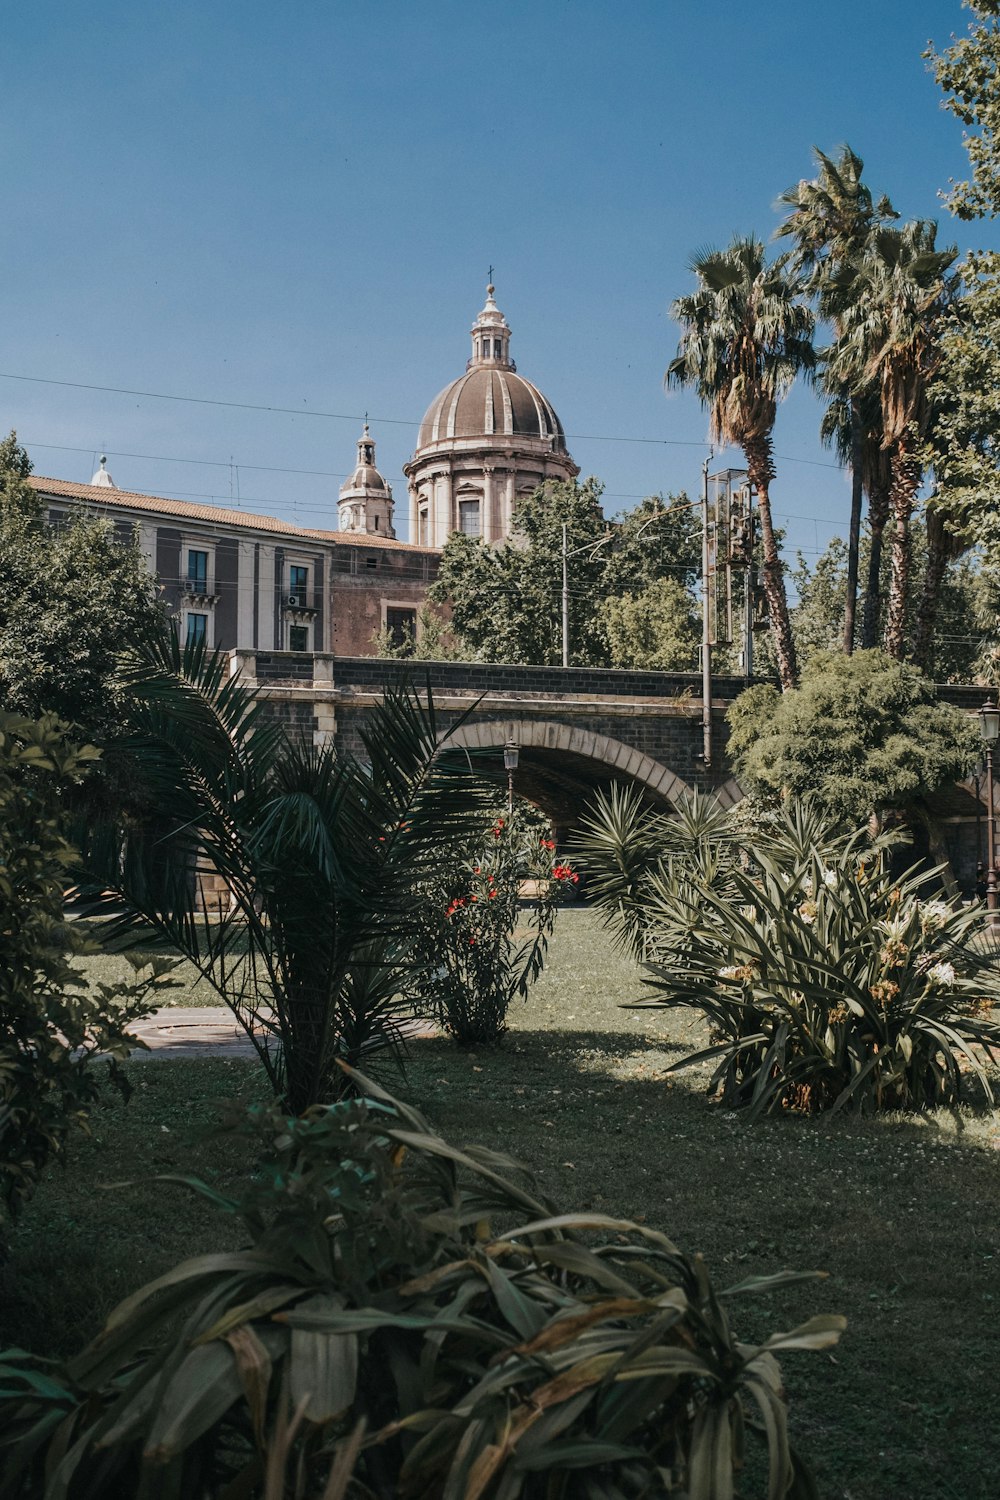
xmin=338 ymin=423 xmax=395 ymax=536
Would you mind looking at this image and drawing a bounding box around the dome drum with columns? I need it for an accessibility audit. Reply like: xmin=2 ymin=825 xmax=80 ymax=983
xmin=403 ymin=284 xmax=578 ymax=548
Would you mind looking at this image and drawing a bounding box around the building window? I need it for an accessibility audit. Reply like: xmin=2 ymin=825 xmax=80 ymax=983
xmin=419 ymin=510 xmax=429 ymax=545
xmin=385 ymin=607 xmax=417 ymax=654
xmin=459 ymin=499 xmax=481 ymax=537
xmin=187 ymin=549 xmax=208 ymax=594
xmin=373 ymin=515 xmax=380 ymax=530
xmin=289 ymin=564 xmax=308 ymax=595
xmin=289 ymin=624 xmax=309 ymax=652
xmin=186 ymin=613 xmax=208 ymax=647
xmin=494 ymin=338 xmax=502 ymax=358
xmin=365 ymin=555 xmax=378 ymax=570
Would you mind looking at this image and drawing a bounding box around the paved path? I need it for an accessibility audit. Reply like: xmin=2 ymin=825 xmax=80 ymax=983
xmin=127 ymin=1007 xmax=437 ymax=1060
xmin=129 ymin=1007 xmax=268 ymax=1059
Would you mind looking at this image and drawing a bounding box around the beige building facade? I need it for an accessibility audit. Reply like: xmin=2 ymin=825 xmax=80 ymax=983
xmin=31 ymin=465 xmax=437 ymax=660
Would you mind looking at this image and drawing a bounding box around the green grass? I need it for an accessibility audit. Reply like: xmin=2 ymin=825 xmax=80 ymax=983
xmin=71 ymin=921 xmax=243 ymax=1007
xmin=6 ymin=908 xmax=1000 ymax=1499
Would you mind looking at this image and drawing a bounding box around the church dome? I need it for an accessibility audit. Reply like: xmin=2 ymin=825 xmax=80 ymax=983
xmin=404 ymin=282 xmax=578 ymax=548
xmin=417 ymin=367 xmax=568 ymax=450
xmin=414 ymin=284 xmax=570 ymax=455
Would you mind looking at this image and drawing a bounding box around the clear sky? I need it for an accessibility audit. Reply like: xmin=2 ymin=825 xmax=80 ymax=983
xmin=2 ymin=1 xmax=994 ymax=563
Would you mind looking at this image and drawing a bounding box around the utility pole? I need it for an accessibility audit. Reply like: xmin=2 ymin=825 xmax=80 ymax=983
xmin=701 ymin=455 xmax=712 ymax=767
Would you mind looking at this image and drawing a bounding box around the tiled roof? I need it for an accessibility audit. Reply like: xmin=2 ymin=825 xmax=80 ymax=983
xmin=28 ymin=476 xmax=433 ymax=553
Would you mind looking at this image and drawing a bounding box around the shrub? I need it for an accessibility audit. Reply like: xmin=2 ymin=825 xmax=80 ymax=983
xmin=576 ymin=786 xmax=1000 ymax=1115
xmin=414 ymin=810 xmax=577 ymax=1046
xmin=0 ymin=1072 xmax=842 ymax=1498
xmin=0 ymin=714 xmax=171 ymax=1237
xmin=725 ymin=650 xmax=980 ymax=828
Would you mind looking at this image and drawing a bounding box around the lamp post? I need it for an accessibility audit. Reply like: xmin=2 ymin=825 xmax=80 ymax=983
xmin=503 ymin=738 xmax=519 ymax=814
xmin=978 ymin=701 xmax=1000 ymax=926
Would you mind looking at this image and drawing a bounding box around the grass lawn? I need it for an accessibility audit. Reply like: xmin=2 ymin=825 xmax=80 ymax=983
xmin=5 ymin=908 xmax=1000 ymax=1499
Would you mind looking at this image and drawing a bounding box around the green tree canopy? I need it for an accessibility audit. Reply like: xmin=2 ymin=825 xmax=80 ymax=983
xmin=599 ymin=577 xmax=699 ymax=671
xmin=789 ymin=527 xmax=989 ymax=684
xmin=726 ymin=649 xmax=980 ymax=825
xmin=0 ymin=434 xmax=162 ymax=740
xmin=928 ymin=1 xmax=1000 ymax=221
xmin=428 ymin=479 xmax=700 ymax=667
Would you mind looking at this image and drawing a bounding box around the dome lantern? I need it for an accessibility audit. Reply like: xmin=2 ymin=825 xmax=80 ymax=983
xmin=469 ymin=282 xmax=513 ymax=371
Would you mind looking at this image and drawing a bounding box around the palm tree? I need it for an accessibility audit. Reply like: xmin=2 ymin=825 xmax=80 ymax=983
xmin=777 ymin=146 xmax=897 ymax=653
xmin=668 ymin=236 xmax=815 ymax=691
xmin=82 ymin=626 xmax=496 ymax=1112
xmin=827 ymin=222 xmax=959 ymax=659
xmin=819 ymin=386 xmax=893 ymax=647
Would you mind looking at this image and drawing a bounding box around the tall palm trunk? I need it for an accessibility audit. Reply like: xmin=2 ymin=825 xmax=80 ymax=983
xmin=883 ymin=435 xmax=921 ymax=660
xmin=861 ymin=481 xmax=890 ymax=648
xmin=912 ymin=508 xmax=950 ymax=672
xmin=843 ymin=399 xmax=864 ymax=653
xmin=743 ymin=434 xmax=798 ymax=691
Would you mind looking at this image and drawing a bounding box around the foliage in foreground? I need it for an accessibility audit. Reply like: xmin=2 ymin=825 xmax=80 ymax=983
xmin=83 ymin=627 xmax=498 ymax=1113
xmin=0 ymin=1072 xmax=842 ymax=1499
xmin=725 ymin=650 xmax=980 ymax=828
xmin=575 ymin=788 xmax=1000 ymax=1116
xmin=0 ymin=714 xmax=171 ymax=1237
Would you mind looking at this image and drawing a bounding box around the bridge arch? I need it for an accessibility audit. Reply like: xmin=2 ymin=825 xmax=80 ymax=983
xmin=442 ymin=717 xmax=695 ymax=833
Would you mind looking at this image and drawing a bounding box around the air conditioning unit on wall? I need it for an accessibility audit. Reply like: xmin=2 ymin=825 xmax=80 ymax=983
xmin=286 ymin=594 xmax=301 ymax=607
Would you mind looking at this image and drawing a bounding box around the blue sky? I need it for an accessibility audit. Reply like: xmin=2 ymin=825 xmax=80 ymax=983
xmin=2 ymin=1 xmax=993 ymax=562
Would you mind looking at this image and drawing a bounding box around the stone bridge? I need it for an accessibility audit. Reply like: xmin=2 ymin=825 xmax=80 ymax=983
xmin=232 ymin=651 xmax=748 ymax=833
xmin=230 ymin=652 xmax=992 ymax=871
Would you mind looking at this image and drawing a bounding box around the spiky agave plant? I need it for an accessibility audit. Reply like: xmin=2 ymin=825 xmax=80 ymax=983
xmin=0 ymin=1071 xmax=842 ymax=1500
xmin=579 ymin=791 xmax=1000 ymax=1115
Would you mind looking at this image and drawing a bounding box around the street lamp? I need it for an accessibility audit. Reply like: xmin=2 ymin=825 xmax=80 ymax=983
xmin=503 ymin=738 xmax=519 ymax=814
xmin=978 ymin=701 xmax=1000 ymax=925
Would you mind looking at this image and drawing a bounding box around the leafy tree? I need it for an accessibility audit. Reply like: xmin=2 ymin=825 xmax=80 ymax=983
xmin=917 ymin=254 xmax=1000 ymax=657
xmin=825 ymin=225 xmax=960 ymax=659
xmin=790 ymin=529 xmax=987 ymax=683
xmin=428 ymin=480 xmax=700 ymax=667
xmin=725 ymin=648 xmax=980 ymax=827
xmin=778 ymin=145 xmax=897 ymax=652
xmin=371 ymin=603 xmax=460 ymax=660
xmin=599 ymin=576 xmax=699 ymax=670
xmin=0 ymin=434 xmax=162 ymax=740
xmin=927 ymin=1 xmax=1000 ymax=221
xmin=0 ymin=714 xmax=169 ymax=1237
xmin=668 ymin=236 xmax=815 ymax=691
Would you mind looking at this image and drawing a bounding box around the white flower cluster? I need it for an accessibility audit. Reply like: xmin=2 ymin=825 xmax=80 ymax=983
xmin=919 ymin=900 xmax=951 ymax=932
xmin=927 ymin=960 xmax=956 ymax=988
